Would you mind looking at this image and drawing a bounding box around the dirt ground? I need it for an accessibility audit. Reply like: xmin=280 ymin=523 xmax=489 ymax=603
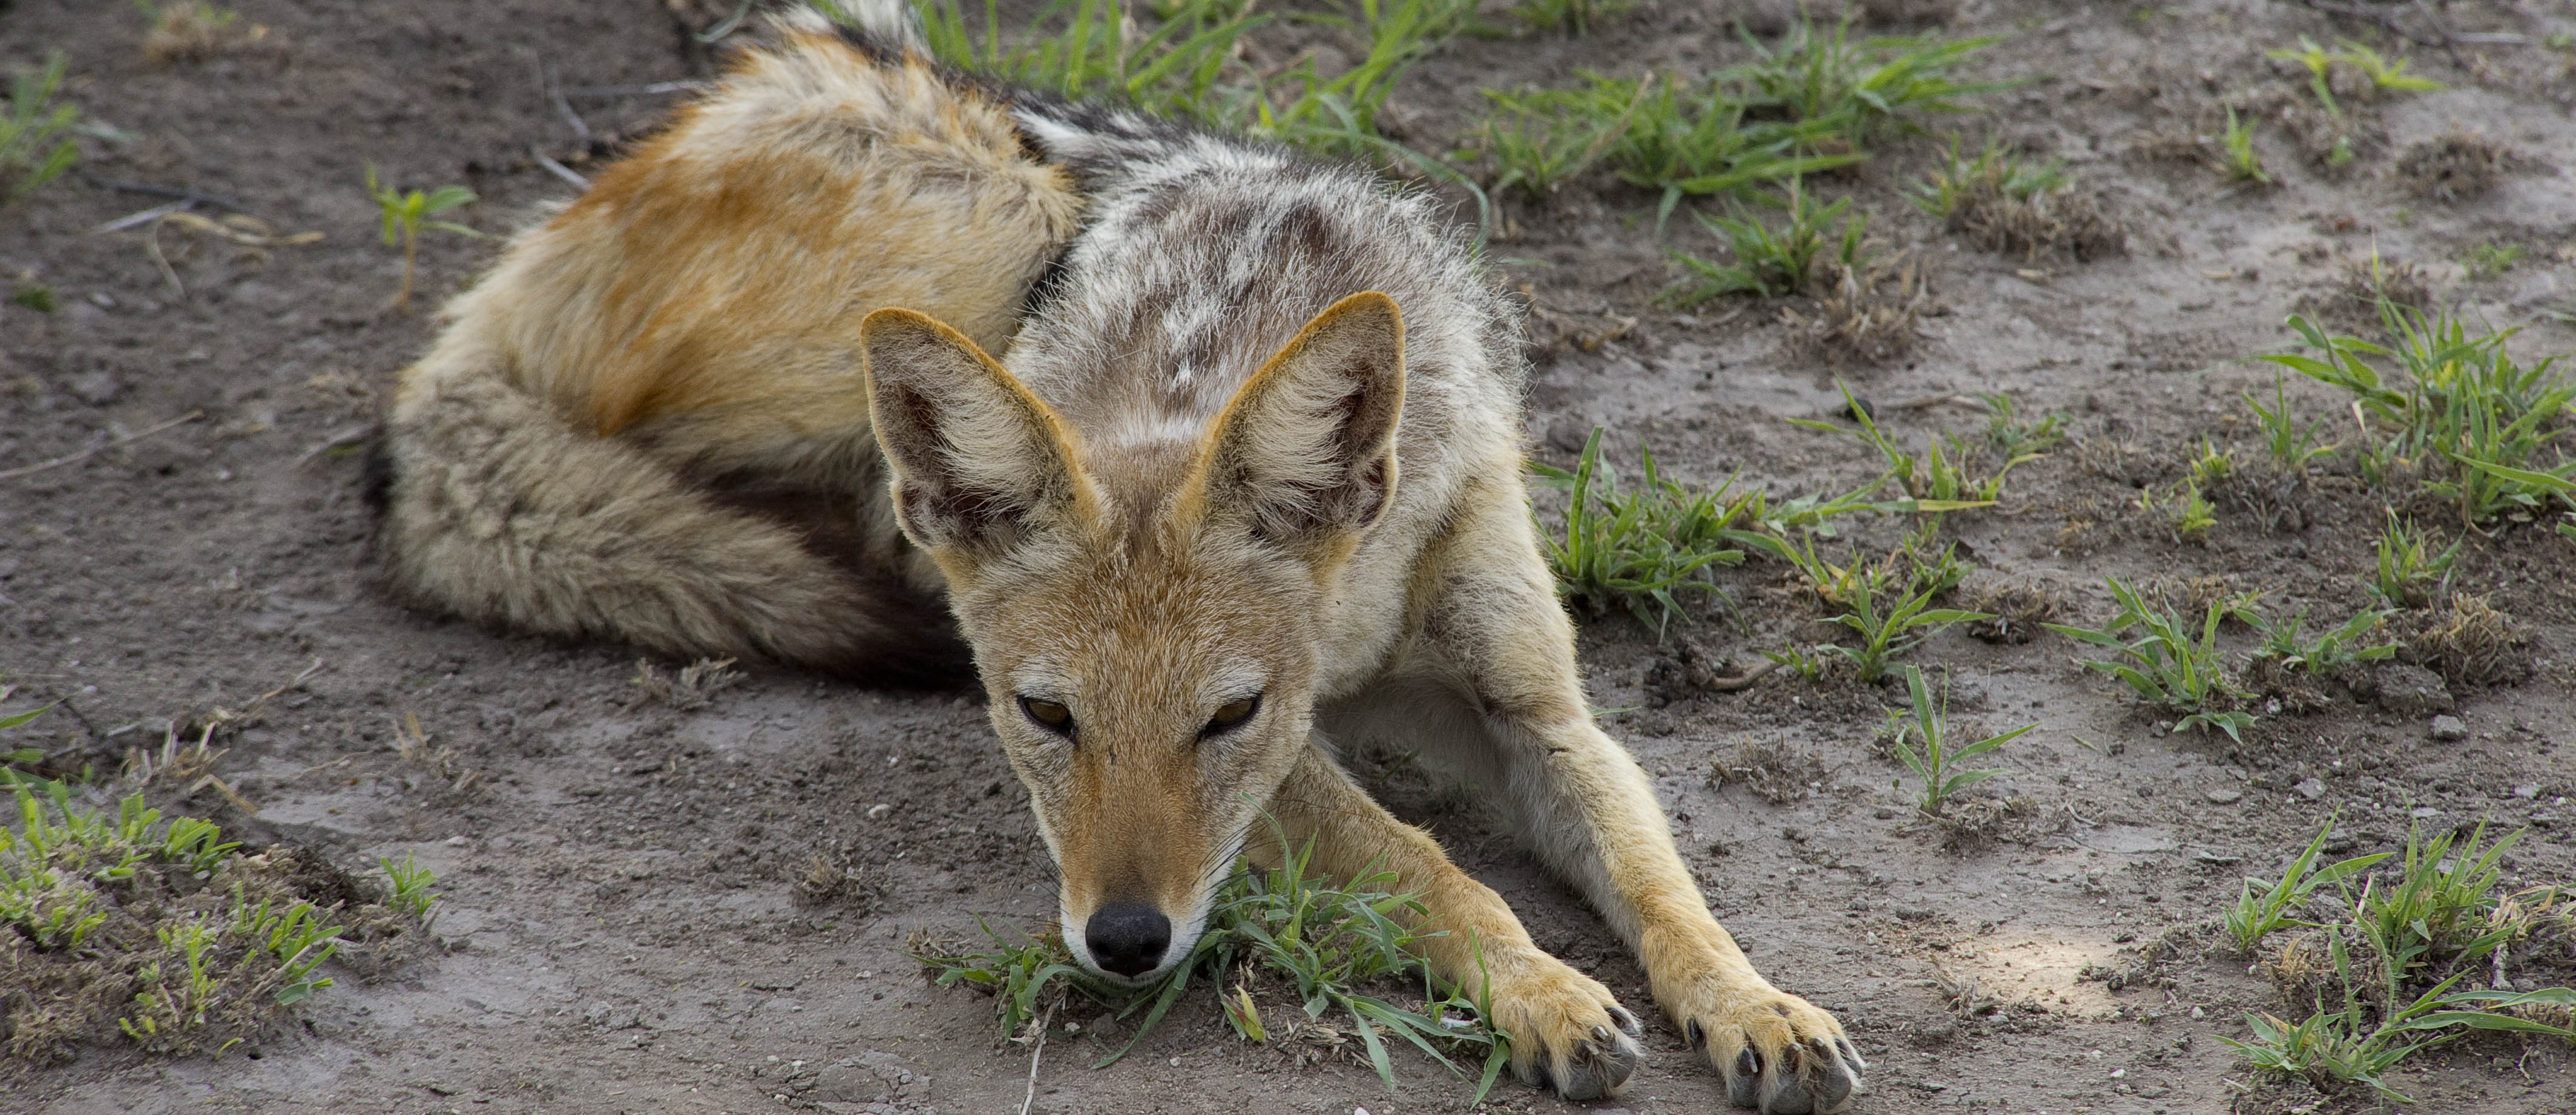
xmin=5 ymin=1 xmax=2575 ymax=1113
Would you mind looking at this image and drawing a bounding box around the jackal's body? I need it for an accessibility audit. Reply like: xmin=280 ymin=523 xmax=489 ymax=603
xmin=378 ymin=7 xmax=1859 ymax=1111
xmin=381 ymin=21 xmax=1079 ymax=679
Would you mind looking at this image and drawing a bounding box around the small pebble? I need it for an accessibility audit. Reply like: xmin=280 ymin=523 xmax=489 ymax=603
xmin=66 ymin=370 xmax=123 ymax=406
xmin=2204 ymin=787 xmax=2242 ymax=804
xmin=2291 ymin=777 xmax=2326 ymax=801
xmin=2514 ymin=784 xmax=2541 ymax=799
xmin=2430 ymin=714 xmax=2469 ymax=742
xmin=866 ymin=803 xmax=892 ymax=819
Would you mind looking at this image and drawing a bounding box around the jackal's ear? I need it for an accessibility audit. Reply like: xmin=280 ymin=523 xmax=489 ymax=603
xmin=1199 ymin=292 xmax=1405 ymax=547
xmin=862 ymin=309 xmax=1089 ymax=554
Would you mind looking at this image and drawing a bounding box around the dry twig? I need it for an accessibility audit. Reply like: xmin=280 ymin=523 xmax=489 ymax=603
xmin=1019 ymin=1001 xmax=1057 ymax=1115
xmin=0 ymin=412 xmax=205 ymax=481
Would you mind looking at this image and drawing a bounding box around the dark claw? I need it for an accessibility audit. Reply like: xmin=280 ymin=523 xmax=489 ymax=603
xmin=1609 ymin=1003 xmax=1643 ymax=1037
xmin=1761 ymin=1071 xmax=1817 ymax=1115
xmin=1686 ymin=1018 xmax=1707 ymax=1051
xmin=1818 ymin=1052 xmax=1858 ymax=1108
xmin=1835 ymin=1036 xmax=1866 ymax=1069
xmin=1554 ymin=1041 xmax=1607 ymax=1101
xmin=1729 ymin=1047 xmax=1761 ymax=1107
xmin=1609 ymin=1033 xmax=1642 ymax=1080
xmin=1549 ymin=1021 xmax=1643 ymax=1102
xmin=1555 ymin=1054 xmax=1611 ymax=1101
xmin=1525 ymin=1056 xmax=1553 ymax=1092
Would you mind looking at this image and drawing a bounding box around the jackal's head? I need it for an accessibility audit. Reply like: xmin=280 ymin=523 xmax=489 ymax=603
xmin=861 ymin=293 xmax=1404 ymax=983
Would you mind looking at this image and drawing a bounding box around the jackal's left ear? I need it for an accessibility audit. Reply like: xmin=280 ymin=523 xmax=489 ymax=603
xmin=1199 ymin=291 xmax=1405 ymax=547
xmin=862 ymin=309 xmax=1091 ymax=555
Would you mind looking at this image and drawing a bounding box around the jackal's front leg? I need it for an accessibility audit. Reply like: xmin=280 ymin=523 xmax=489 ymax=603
xmin=1412 ymin=489 xmax=1865 ymax=1113
xmin=1261 ymin=746 xmax=1645 ymax=1100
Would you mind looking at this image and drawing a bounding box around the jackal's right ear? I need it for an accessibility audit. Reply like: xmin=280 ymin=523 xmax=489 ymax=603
xmin=1197 ymin=291 xmax=1406 ymax=550
xmin=861 ymin=309 xmax=1091 ymax=554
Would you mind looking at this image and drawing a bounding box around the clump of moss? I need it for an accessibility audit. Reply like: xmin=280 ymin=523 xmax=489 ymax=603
xmin=1962 ymin=579 xmax=2062 ymax=644
xmin=1710 ymin=737 xmax=1830 ymax=805
xmin=139 ymin=3 xmax=268 ymax=67
xmin=2395 ymin=133 xmax=2511 ymax=202
xmin=0 ymin=785 xmax=436 ymax=1068
xmin=2403 ymin=593 xmax=2532 ymax=688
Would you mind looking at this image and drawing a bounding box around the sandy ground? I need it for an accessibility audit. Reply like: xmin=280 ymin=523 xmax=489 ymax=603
xmin=4 ymin=1 xmax=2575 ymax=1113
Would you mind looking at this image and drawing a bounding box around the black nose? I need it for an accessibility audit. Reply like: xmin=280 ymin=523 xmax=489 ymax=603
xmin=1084 ymin=902 xmax=1171 ymax=977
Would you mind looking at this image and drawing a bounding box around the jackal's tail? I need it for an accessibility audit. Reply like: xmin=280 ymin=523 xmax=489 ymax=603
xmin=377 ymin=366 xmax=970 ymax=685
xmin=372 ymin=4 xmax=1079 ymax=685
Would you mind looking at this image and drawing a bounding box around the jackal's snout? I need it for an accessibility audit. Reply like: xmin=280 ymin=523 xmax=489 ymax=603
xmin=1082 ymin=901 xmax=1172 ymax=977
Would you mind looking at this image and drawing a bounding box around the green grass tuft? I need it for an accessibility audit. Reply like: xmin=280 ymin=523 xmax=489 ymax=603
xmin=905 ymin=0 xmax=1472 ymax=163
xmin=1528 ymin=430 xmax=1760 ymax=634
xmin=2369 ymin=512 xmax=2459 ymax=608
xmin=2266 ymin=36 xmax=2443 ymax=117
xmin=2221 ymin=821 xmax=2575 ymax=1102
xmin=1812 ymin=548 xmax=1988 ymax=683
xmin=1667 ymin=181 xmax=1870 ymax=303
xmin=2044 ymin=578 xmax=2252 ymax=741
xmin=1790 ymin=382 xmax=2040 ymax=505
xmin=380 ymin=851 xmax=440 ymax=921
xmin=1530 ymin=424 xmax=1985 ymax=636
xmin=2462 ymin=241 xmax=2525 ymax=281
xmin=2249 ymin=605 xmax=2398 ymax=677
xmin=1724 ymin=17 xmax=2006 ymax=148
xmin=1467 ymin=16 xmax=1996 ymax=220
xmin=364 ymin=163 xmax=479 ymax=311
xmin=1501 ymin=0 xmax=1634 ymax=37
xmin=1476 ymin=72 xmax=1856 ymax=219
xmin=2 ymin=52 xmax=80 ymax=205
xmin=2219 ymin=107 xmax=2270 ymax=184
xmin=1881 ymin=666 xmax=2031 ymax=817
xmin=1907 ymin=136 xmax=2066 ymax=219
xmin=2221 ymin=817 xmax=2389 ymax=956
xmin=2243 ymin=375 xmax=2336 ymax=472
xmin=2263 ymin=306 xmax=2576 ymax=528
xmin=915 ymin=835 xmax=1508 ymax=1099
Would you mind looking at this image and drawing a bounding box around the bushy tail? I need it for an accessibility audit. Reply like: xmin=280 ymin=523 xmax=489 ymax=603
xmin=778 ymin=0 xmax=929 ymax=56
xmin=378 ymin=365 xmax=968 ymax=686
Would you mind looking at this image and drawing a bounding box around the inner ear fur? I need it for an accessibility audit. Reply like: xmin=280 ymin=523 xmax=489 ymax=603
xmin=1195 ymin=291 xmax=1406 ymax=547
xmin=861 ymin=308 xmax=1089 ymax=554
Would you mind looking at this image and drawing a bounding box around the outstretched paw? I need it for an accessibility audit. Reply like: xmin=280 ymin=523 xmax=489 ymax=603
xmin=1488 ymin=956 xmax=1645 ymax=1102
xmin=1681 ymin=984 xmax=1862 ymax=1114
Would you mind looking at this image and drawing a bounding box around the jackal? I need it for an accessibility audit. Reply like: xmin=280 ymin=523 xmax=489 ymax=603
xmin=377 ymin=5 xmax=1860 ymax=1110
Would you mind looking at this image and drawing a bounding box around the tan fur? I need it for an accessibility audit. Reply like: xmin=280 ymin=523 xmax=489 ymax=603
xmin=380 ymin=24 xmax=1081 ymax=678
xmin=383 ymin=13 xmax=1858 ymax=1110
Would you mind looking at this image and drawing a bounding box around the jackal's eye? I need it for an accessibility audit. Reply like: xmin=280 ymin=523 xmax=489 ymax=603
xmin=1200 ymin=694 xmax=1260 ymax=738
xmin=1019 ymin=697 xmax=1075 ymax=738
